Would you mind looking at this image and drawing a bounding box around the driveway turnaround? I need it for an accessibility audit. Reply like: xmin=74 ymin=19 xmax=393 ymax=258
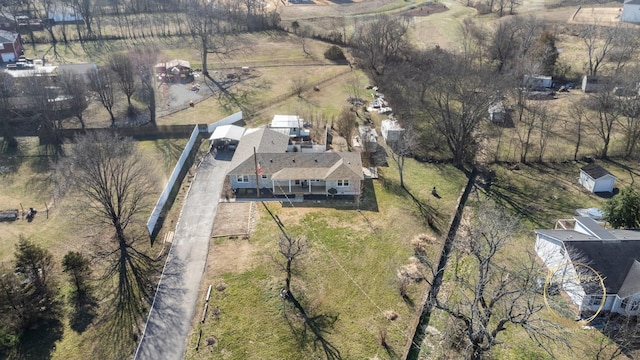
xmin=135 ymin=151 xmax=232 ymax=360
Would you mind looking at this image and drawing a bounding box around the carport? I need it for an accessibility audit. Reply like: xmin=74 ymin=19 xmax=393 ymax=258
xmin=209 ymin=124 xmax=245 ymax=151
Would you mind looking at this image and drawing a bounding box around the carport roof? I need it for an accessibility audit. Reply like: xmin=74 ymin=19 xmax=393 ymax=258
xmin=209 ymin=125 xmax=246 ymax=141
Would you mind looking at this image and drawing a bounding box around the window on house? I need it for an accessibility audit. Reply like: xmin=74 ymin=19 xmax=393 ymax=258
xmin=236 ymin=175 xmax=249 ymax=183
xmin=622 ymin=297 xmax=629 ymax=310
xmin=588 ymin=295 xmax=603 ymax=306
xmin=337 ymin=179 xmax=349 ymax=187
xmin=261 ymin=175 xmax=268 ymax=179
xmin=631 ymin=300 xmax=640 ymax=312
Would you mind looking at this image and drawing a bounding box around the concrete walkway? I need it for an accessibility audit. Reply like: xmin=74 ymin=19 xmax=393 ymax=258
xmin=135 ymin=151 xmax=232 ymax=360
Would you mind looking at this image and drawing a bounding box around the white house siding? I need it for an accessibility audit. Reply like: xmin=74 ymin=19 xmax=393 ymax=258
xmin=622 ymin=3 xmax=640 ymax=23
xmin=612 ymin=295 xmax=640 ymax=315
xmin=535 ymin=234 xmax=567 ymax=268
xmin=581 ymin=294 xmax=615 ymax=313
xmin=593 ymin=177 xmax=615 ymax=193
xmin=579 ymin=172 xmax=595 ymax=192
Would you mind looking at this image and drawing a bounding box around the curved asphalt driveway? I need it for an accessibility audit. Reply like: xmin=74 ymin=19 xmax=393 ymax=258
xmin=135 ymin=150 xmax=232 ymax=360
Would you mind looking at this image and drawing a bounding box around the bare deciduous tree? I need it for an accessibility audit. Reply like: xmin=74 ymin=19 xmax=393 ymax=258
xmin=58 ymin=70 xmax=89 ymax=129
xmin=278 ymin=234 xmax=307 ymax=295
xmin=109 ymin=52 xmax=136 ymax=109
xmin=585 ymin=85 xmax=620 ymax=159
xmin=89 ymin=68 xmax=117 ymax=127
xmin=53 ymin=132 xmax=156 ymax=350
xmin=418 ymin=201 xmax=562 ymax=360
xmin=131 ymin=50 xmax=159 ymax=125
xmin=351 ymin=15 xmax=411 ymax=77
xmin=579 ymin=23 xmax=620 ymax=77
xmin=334 ymin=107 xmax=356 ymax=150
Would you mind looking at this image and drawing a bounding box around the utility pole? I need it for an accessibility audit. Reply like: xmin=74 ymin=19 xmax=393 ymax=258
xmin=253 ymin=147 xmax=260 ymax=197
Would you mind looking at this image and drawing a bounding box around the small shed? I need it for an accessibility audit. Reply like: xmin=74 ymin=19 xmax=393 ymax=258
xmin=523 ymin=75 xmax=552 ymax=90
xmin=381 ymin=118 xmax=404 ymax=144
xmin=488 ymin=102 xmax=506 ymax=123
xmin=622 ymin=0 xmax=640 ymax=24
xmin=579 ymin=163 xmax=617 ymax=193
xmin=582 ymin=76 xmax=612 ymax=93
xmin=358 ymin=125 xmax=378 ymax=153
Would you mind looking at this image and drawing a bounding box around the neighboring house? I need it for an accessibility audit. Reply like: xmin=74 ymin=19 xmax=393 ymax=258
xmin=523 ymin=75 xmax=552 ymax=90
xmin=227 ymin=127 xmax=364 ymax=197
xmin=155 ymin=59 xmax=191 ymax=82
xmin=535 ymin=216 xmax=640 ymax=316
xmin=0 ymin=12 xmax=16 ymax=32
xmin=47 ymin=5 xmax=83 ymax=23
xmin=381 ymin=118 xmax=404 ymax=145
xmin=488 ymin=101 xmax=506 ymax=124
xmin=0 ymin=30 xmax=22 ymax=63
xmin=622 ymin=0 xmax=640 ymax=23
xmin=270 ymin=114 xmax=310 ymax=138
xmin=579 ymin=163 xmax=616 ymax=193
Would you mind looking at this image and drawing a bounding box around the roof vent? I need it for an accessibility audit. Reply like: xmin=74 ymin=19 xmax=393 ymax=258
xmin=270 ymin=159 xmax=273 ymax=163
xmin=314 ymin=159 xmax=318 ymax=162
xmin=293 ymin=159 xmax=296 ymax=163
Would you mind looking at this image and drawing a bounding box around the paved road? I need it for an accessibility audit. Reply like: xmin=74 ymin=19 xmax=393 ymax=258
xmin=135 ymin=151 xmax=232 ymax=360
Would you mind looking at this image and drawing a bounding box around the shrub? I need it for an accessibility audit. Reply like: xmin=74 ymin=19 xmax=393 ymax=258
xmin=324 ymin=45 xmax=346 ymax=62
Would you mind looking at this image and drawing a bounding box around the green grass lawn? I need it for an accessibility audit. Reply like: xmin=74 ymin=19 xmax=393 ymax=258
xmin=185 ymin=160 xmax=468 ymax=359
xmin=0 ymin=137 xmax=185 ymax=360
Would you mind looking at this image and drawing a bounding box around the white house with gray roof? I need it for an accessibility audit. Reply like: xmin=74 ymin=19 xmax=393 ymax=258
xmin=227 ymin=127 xmax=363 ymax=197
xmin=535 ymin=217 xmax=640 ymax=316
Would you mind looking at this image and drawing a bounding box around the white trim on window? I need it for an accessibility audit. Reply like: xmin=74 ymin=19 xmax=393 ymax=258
xmin=236 ymin=175 xmax=249 ymax=183
xmin=337 ymin=179 xmax=349 ymax=187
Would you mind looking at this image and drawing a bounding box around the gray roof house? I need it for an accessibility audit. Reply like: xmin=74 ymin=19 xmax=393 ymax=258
xmin=227 ymin=127 xmax=363 ymax=198
xmin=535 ymin=217 xmax=640 ymax=316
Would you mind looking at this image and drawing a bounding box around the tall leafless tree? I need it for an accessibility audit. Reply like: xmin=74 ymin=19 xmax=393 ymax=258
xmin=131 ymin=49 xmax=159 ymax=125
xmin=89 ymin=68 xmax=117 ymax=127
xmin=416 ymin=201 xmax=562 ymax=360
xmin=585 ymin=85 xmax=620 ymax=158
xmin=351 ymin=15 xmax=411 ymax=77
xmin=334 ymin=106 xmax=356 ymax=150
xmin=278 ymin=234 xmax=307 ymax=295
xmin=419 ymin=50 xmax=495 ymax=167
xmin=53 ymin=132 xmax=156 ymax=350
xmin=0 ymin=72 xmax=16 ymax=147
xmin=58 ymin=70 xmax=89 ymax=129
xmin=109 ymin=53 xmax=137 ymax=109
xmin=579 ymin=23 xmax=620 ymax=77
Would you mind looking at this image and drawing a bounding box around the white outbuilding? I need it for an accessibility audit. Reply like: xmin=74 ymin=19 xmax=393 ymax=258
xmin=579 ymin=163 xmax=617 ymax=193
xmin=622 ymin=0 xmax=640 ymax=24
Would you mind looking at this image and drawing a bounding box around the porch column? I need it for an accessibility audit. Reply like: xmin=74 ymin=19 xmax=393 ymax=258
xmin=272 ymin=180 xmax=275 ymax=194
xmin=308 ymin=179 xmax=311 ymax=192
xmin=288 ymin=180 xmax=291 ymax=193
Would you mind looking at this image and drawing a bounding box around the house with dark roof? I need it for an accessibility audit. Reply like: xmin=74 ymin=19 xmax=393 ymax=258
xmin=579 ymin=163 xmax=616 ymax=193
xmin=227 ymin=127 xmax=364 ymax=197
xmin=0 ymin=30 xmax=22 ymax=63
xmin=535 ymin=217 xmax=640 ymax=316
xmin=0 ymin=12 xmax=17 ymax=32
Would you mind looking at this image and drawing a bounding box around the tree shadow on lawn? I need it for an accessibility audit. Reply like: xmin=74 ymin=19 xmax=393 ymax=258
xmin=282 ymin=292 xmax=341 ymax=360
xmin=13 ymin=317 xmax=64 ymax=360
xmin=69 ymin=294 xmax=99 ymax=333
xmin=485 ymin=162 xmax=588 ymax=227
xmin=378 ymin=172 xmax=443 ymax=234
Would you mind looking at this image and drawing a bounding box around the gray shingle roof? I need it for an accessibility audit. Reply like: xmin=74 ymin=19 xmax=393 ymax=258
xmin=581 ymin=163 xmax=614 ymax=180
xmin=564 ymin=240 xmax=640 ymax=294
xmin=230 ymin=152 xmax=363 ymax=181
xmin=228 ymin=128 xmax=290 ymax=171
xmin=0 ymin=29 xmax=18 ymax=44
